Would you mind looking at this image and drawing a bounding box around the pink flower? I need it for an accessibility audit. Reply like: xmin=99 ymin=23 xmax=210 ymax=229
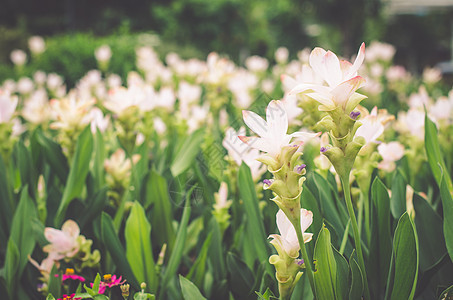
xmin=43 ymin=220 xmax=80 ymax=259
xmin=290 ymin=43 xmax=366 ymax=112
xmin=57 ymin=294 xmax=81 ymax=300
xmin=91 ymin=274 xmax=126 ymax=294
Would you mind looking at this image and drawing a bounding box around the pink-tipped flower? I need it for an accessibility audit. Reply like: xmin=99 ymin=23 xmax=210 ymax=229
xmin=0 ymin=89 xmax=18 ymax=123
xmin=269 ymin=209 xmax=313 ymax=258
xmin=239 ymin=100 xmax=319 ymax=157
xmin=355 ymin=106 xmax=384 ymax=145
xmin=43 ymin=220 xmax=80 ymax=259
xmin=290 ymin=43 xmax=367 ymax=112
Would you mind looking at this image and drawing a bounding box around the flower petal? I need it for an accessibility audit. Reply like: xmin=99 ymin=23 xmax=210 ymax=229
xmin=323 ymin=51 xmax=342 ymax=87
xmin=242 ymin=110 xmax=268 ymax=137
xmin=345 ymin=42 xmax=365 ymax=80
xmin=266 ymin=100 xmax=288 ymax=141
xmin=238 ymin=136 xmax=274 ymax=154
xmin=300 ymin=209 xmax=313 ymax=233
xmin=309 ymin=47 xmax=328 ymax=81
xmin=62 ymin=220 xmax=80 ymax=239
xmin=331 ymin=76 xmax=365 ymax=107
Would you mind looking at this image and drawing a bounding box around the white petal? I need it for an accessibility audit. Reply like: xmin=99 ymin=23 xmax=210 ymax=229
xmin=345 ymin=43 xmax=365 ymax=80
xmin=290 ymin=132 xmax=321 ymax=143
xmin=300 ymin=209 xmax=313 ymax=232
xmin=238 ymin=136 xmax=274 ymax=154
xmin=331 ymin=76 xmax=365 ymax=107
xmin=242 ymin=110 xmax=268 ymax=137
xmin=309 ymin=47 xmax=328 ymax=82
xmin=323 ymin=51 xmax=342 ymax=87
xmin=266 ymin=100 xmax=288 ymax=142
xmin=276 ymin=209 xmax=293 ymax=239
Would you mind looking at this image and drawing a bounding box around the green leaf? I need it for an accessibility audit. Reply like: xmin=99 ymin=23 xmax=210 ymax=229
xmin=348 ymin=251 xmax=363 ymax=300
xmin=390 ymin=212 xmax=419 ymax=300
xmin=424 ymin=112 xmax=452 ymax=191
xmin=78 ymin=187 xmax=108 ymax=230
xmin=142 ymin=170 xmax=175 ymax=252
xmin=48 ymin=264 xmax=61 ymax=298
xmin=55 ymin=126 xmax=94 ymax=225
xmin=0 ymin=155 xmax=13 ymax=244
xmin=413 ymin=193 xmax=446 ymax=271
xmin=226 ymin=252 xmax=255 ymax=298
xmin=171 ymin=128 xmax=204 ymax=176
xmin=15 ymin=141 xmax=37 ymax=198
xmin=237 ymin=163 xmax=271 ymax=274
xmin=100 ymin=212 xmax=139 ymax=290
xmin=4 ymin=239 xmax=19 ymax=298
xmin=160 ymin=188 xmax=193 ymax=296
xmin=92 ymin=128 xmax=106 ymax=190
xmin=179 ymin=275 xmax=207 ymax=300
xmin=313 ymin=226 xmax=336 ymax=300
xmin=440 ymin=168 xmax=453 ymax=262
xmin=369 ymin=177 xmax=392 ymax=298
xmin=46 ymin=294 xmax=56 ymax=300
xmin=256 ymin=288 xmax=277 ymax=300
xmin=187 ymin=232 xmax=212 ymax=287
xmin=125 ymin=201 xmax=158 ymax=293
xmin=332 ymin=246 xmax=349 ymax=300
xmin=9 ymin=188 xmax=37 ymax=275
xmin=390 ymin=169 xmax=407 ymax=219
xmin=35 ymin=129 xmax=69 ymax=183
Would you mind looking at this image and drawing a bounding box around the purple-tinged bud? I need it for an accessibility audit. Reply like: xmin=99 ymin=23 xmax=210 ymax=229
xmin=263 ymin=179 xmax=273 ymax=187
xmin=294 ymin=164 xmax=306 ymax=174
xmin=320 ymin=147 xmax=327 ymax=153
xmin=350 ymin=111 xmax=361 ymax=120
xmin=297 ymin=259 xmax=305 ymax=266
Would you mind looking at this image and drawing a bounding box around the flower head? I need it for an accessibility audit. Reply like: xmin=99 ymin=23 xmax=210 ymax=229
xmin=43 ymin=220 xmax=80 ymax=259
xmin=58 ymin=294 xmax=81 ymax=300
xmin=269 ymin=209 xmax=313 ymax=258
xmin=239 ymin=100 xmax=318 ymax=157
xmin=290 ymin=43 xmax=367 ymax=112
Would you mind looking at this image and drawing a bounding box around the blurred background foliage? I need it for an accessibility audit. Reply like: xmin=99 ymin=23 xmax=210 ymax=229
xmin=1 ymin=0 xmax=452 ymax=86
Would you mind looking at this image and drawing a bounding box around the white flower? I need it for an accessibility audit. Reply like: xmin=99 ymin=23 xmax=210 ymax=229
xmin=269 ymin=209 xmax=313 ymax=258
xmin=0 ymin=90 xmax=18 ymax=123
xmin=245 ymin=55 xmax=269 ymax=73
xmin=95 ymin=45 xmax=112 ymax=63
xmin=290 ymin=43 xmax=366 ymax=112
xmin=28 ymin=36 xmax=46 ymax=55
xmin=10 ymin=49 xmax=27 ymax=66
xmin=223 ymin=126 xmax=266 ymax=180
xmin=90 ymin=107 xmax=110 ymax=134
xmin=275 ymin=47 xmax=289 ymax=64
xmin=377 ymin=142 xmax=405 ymax=172
xmin=239 ymin=100 xmax=318 ymax=157
xmin=355 ymin=106 xmax=384 ymax=145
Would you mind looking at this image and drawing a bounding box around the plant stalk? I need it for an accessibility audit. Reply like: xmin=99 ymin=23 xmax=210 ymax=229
xmin=293 ymin=217 xmax=315 ymax=295
xmin=341 ymin=175 xmax=371 ymax=300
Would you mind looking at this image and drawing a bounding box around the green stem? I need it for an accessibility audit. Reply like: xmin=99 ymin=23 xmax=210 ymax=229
xmin=341 ymin=175 xmax=371 ymax=300
xmin=293 ymin=218 xmax=315 ymax=295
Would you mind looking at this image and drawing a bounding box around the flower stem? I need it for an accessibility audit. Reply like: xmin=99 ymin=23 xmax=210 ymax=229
xmin=341 ymin=175 xmax=370 ymax=300
xmin=293 ymin=218 xmax=315 ymax=295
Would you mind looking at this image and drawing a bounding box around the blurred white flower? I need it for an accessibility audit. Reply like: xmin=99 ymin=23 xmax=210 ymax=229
xmin=95 ymin=45 xmax=112 ymax=63
xmin=423 ymin=67 xmax=442 ymax=84
xmin=49 ymin=95 xmax=95 ymax=131
xmin=22 ymin=89 xmax=51 ymax=124
xmin=0 ymin=89 xmax=18 ymax=123
xmin=377 ymin=142 xmax=405 ymax=172
xmin=90 ymin=107 xmax=110 ymax=134
xmin=275 ymin=47 xmax=289 ymax=64
xmin=365 ymin=41 xmax=395 ymax=62
xmin=33 ymin=71 xmax=47 ymax=86
xmin=245 ymin=55 xmax=269 ymax=73
xmin=10 ymin=49 xmax=27 ymax=66
xmin=16 ymin=77 xmax=34 ymax=95
xmin=28 ymin=36 xmax=46 ymax=55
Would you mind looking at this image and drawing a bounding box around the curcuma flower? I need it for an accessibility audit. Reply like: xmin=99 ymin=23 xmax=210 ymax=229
xmin=43 ymin=220 xmax=80 ymax=259
xmin=290 ymin=43 xmax=366 ymax=112
xmin=0 ymin=89 xmax=18 ymax=123
xmin=269 ymin=209 xmax=313 ymax=258
xmin=239 ymin=100 xmax=318 ymax=157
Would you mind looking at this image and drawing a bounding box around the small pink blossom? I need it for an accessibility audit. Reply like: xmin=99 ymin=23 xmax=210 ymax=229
xmin=43 ymin=220 xmax=80 ymax=259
